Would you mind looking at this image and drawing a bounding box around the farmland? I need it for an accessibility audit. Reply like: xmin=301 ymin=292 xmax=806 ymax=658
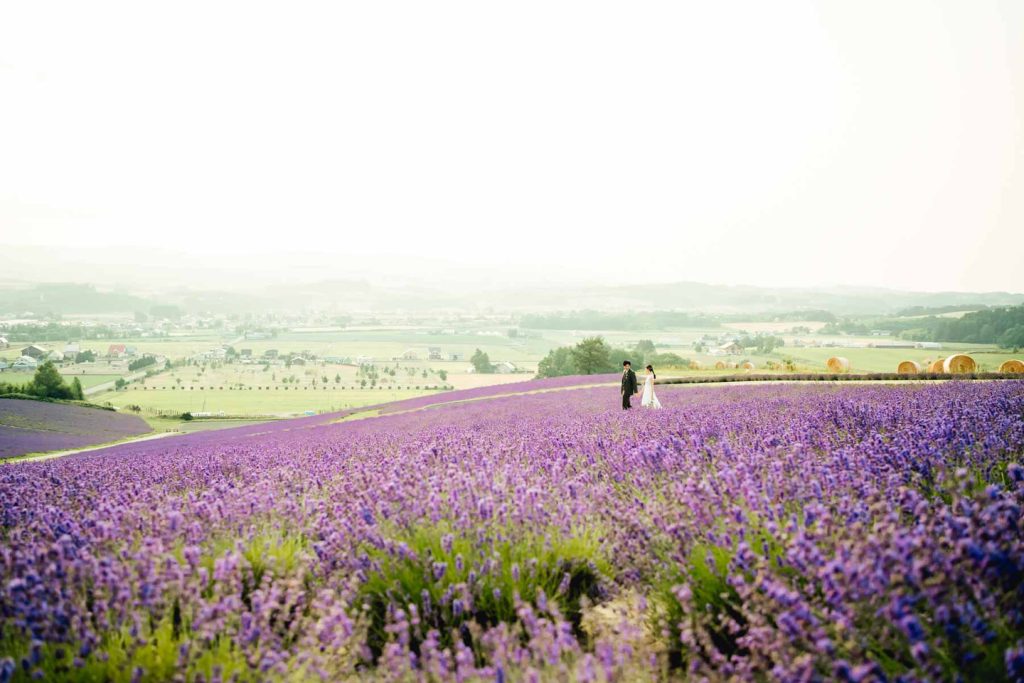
xmin=0 ymin=398 xmax=151 ymax=458
xmin=1 ymin=379 xmax=1022 ymax=680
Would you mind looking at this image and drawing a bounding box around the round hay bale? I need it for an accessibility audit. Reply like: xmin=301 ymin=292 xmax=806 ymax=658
xmin=896 ymin=360 xmax=921 ymax=374
xmin=689 ymin=360 xmax=702 ymax=370
xmin=826 ymin=356 xmax=850 ymax=373
xmin=942 ymin=354 xmax=976 ymax=374
xmin=740 ymin=361 xmax=755 ymax=370
xmin=927 ymin=358 xmax=945 ymax=373
xmin=714 ymin=360 xmax=726 ymax=370
xmin=999 ymin=359 xmax=1024 ymax=374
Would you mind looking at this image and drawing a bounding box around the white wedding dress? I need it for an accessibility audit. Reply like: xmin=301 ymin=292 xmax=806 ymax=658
xmin=641 ymin=373 xmax=661 ymax=409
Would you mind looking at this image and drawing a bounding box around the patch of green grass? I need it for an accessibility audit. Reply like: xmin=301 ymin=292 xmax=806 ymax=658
xmin=357 ymin=523 xmax=610 ymax=661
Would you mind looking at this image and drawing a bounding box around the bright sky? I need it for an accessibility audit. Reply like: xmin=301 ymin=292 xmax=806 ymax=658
xmin=1 ymin=1 xmax=1022 ymax=291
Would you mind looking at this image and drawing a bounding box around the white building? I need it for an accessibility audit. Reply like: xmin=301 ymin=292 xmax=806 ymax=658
xmin=12 ymin=356 xmax=39 ymax=371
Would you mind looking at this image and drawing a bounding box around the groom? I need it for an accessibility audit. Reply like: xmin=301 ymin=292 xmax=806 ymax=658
xmin=621 ymin=360 xmax=638 ymax=409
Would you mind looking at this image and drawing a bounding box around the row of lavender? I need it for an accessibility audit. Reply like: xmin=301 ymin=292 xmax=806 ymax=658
xmin=1 ymin=381 xmax=1022 ymax=681
xmin=0 ymin=398 xmax=151 ymax=459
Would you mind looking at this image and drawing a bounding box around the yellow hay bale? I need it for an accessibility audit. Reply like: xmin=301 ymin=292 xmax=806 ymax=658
xmin=942 ymin=354 xmax=976 ymax=374
xmin=740 ymin=361 xmax=755 ymax=370
xmin=689 ymin=360 xmax=702 ymax=370
xmin=826 ymin=356 xmax=850 ymax=373
xmin=999 ymin=359 xmax=1024 ymax=374
xmin=927 ymin=359 xmax=945 ymax=373
xmin=896 ymin=360 xmax=921 ymax=374
xmin=714 ymin=361 xmax=726 ymax=370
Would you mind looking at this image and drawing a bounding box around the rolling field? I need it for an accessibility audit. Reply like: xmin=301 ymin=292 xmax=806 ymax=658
xmin=0 ymin=397 xmax=151 ymax=458
xmin=95 ymin=386 xmax=435 ymax=416
xmin=2 ymin=380 xmax=1022 ymax=680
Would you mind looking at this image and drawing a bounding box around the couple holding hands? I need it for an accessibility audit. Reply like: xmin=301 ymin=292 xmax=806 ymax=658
xmin=621 ymin=360 xmax=661 ymax=410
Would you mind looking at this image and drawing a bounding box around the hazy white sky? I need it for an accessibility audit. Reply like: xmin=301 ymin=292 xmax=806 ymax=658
xmin=1 ymin=1 xmax=1022 ymax=291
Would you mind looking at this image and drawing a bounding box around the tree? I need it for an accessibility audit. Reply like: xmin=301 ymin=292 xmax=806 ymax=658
xmin=75 ymin=350 xmax=96 ymax=363
xmin=438 ymin=369 xmax=448 ymax=381
xmin=335 ymin=373 xmax=342 ymax=384
xmin=635 ymin=339 xmax=657 ymax=356
xmin=536 ymin=347 xmax=575 ymax=378
xmin=31 ymin=362 xmax=73 ymax=400
xmin=470 ymin=349 xmax=494 ymax=374
xmin=571 ymin=337 xmax=612 ymax=375
xmin=70 ymin=377 xmax=84 ymax=400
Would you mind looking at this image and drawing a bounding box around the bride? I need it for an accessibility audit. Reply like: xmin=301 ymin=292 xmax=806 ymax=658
xmin=641 ymin=364 xmax=662 ymax=409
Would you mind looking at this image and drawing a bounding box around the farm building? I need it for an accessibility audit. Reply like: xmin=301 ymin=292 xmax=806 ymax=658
xmin=289 ymin=356 xmax=307 ymax=366
xmin=401 ymin=349 xmax=419 ymax=360
xmin=63 ymin=342 xmax=80 ymax=359
xmin=239 ymin=348 xmax=253 ymax=358
xmin=716 ymin=341 xmax=744 ymax=355
xmin=493 ymin=361 xmax=518 ymax=373
xmin=428 ymin=347 xmax=443 ymax=360
xmin=108 ymin=344 xmax=127 ymax=358
xmin=12 ymin=356 xmax=39 ymax=371
xmin=21 ymin=345 xmax=48 ymax=359
xmin=915 ymin=342 xmax=943 ymax=350
xmin=448 ymin=352 xmax=465 ymax=361
xmin=0 ymin=336 xmax=8 ymax=348
xmin=355 ymin=356 xmax=374 ymax=365
xmin=47 ymin=350 xmax=64 ymax=362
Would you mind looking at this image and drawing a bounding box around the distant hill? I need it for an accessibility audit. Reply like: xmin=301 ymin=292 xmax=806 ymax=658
xmin=0 ymin=283 xmax=152 ymax=315
xmin=0 ymin=279 xmax=1020 ymax=318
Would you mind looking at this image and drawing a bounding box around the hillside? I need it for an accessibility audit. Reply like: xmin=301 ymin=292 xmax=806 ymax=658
xmin=0 ymin=398 xmax=151 ymax=458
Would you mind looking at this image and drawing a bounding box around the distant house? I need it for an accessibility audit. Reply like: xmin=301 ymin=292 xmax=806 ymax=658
xmin=108 ymin=344 xmax=127 ymax=358
xmin=264 ymin=349 xmax=279 ymax=359
xmin=21 ymin=345 xmax=48 ymax=359
xmin=63 ymin=342 xmax=81 ymax=360
xmin=401 ymin=349 xmax=419 ymax=361
xmin=239 ymin=348 xmax=253 ymax=358
xmin=0 ymin=336 xmax=9 ymax=349
xmin=47 ymin=350 xmax=64 ymax=362
xmin=125 ymin=345 xmax=138 ymax=357
xmin=915 ymin=342 xmax=943 ymax=350
xmin=428 ymin=347 xmax=443 ymax=360
xmin=355 ymin=355 xmax=374 ymax=365
xmin=448 ymin=352 xmax=464 ymax=362
xmin=717 ymin=341 xmax=744 ymax=355
xmin=12 ymin=356 xmax=39 ymax=371
xmin=493 ymin=361 xmax=517 ymax=374
xmin=288 ymin=355 xmax=306 ymax=366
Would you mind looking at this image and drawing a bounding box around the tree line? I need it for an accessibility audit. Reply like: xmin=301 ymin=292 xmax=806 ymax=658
xmin=0 ymin=361 xmax=85 ymax=401
xmin=820 ymin=304 xmax=1024 ymax=348
xmin=535 ymin=337 xmax=690 ymax=378
xmin=521 ymin=311 xmax=717 ymax=331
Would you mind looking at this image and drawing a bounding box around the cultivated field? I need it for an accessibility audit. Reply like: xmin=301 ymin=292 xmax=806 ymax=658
xmin=2 ymin=380 xmax=1022 ymax=680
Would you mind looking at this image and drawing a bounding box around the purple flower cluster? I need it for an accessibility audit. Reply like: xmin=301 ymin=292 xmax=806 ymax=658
xmin=1 ymin=381 xmax=1023 ymax=681
xmin=376 ymin=373 xmax=620 ymax=414
xmin=0 ymin=398 xmax=151 ymax=458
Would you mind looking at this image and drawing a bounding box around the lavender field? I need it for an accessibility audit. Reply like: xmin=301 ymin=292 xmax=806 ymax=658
xmin=1 ymin=381 xmax=1023 ymax=681
xmin=0 ymin=399 xmax=151 ymax=459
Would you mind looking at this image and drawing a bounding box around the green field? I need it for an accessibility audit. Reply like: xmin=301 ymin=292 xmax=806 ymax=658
xmin=94 ymin=386 xmax=435 ymax=416
xmin=59 ymin=373 xmax=123 ymax=389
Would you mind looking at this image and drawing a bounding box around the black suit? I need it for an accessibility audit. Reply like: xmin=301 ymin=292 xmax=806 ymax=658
xmin=621 ymin=368 xmax=637 ymax=409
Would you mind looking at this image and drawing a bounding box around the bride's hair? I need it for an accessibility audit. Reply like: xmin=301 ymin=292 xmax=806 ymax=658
xmin=646 ymin=364 xmax=655 ymax=379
